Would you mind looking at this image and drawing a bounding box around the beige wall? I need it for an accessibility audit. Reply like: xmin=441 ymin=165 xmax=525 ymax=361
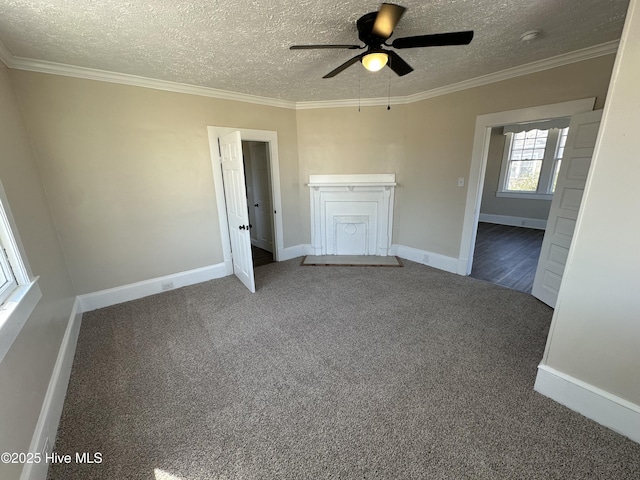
xmin=542 ymin=0 xmax=640 ymax=405
xmin=9 ymin=55 xmax=615 ymax=296
xmin=10 ymin=72 xmax=300 ymax=294
xmin=480 ymin=127 xmax=552 ymax=221
xmin=296 ymin=54 xmax=615 ymax=258
xmin=0 ymin=64 xmax=76 ymax=479
xmin=295 ymin=105 xmax=408 ymax=246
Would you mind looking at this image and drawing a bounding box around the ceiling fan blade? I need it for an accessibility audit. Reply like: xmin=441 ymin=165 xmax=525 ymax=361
xmin=386 ymin=51 xmax=413 ymax=76
xmin=372 ymin=3 xmax=407 ymax=39
xmin=323 ymin=54 xmax=364 ymax=78
xmin=290 ymin=44 xmax=362 ymax=50
xmin=391 ymin=30 xmax=474 ymax=49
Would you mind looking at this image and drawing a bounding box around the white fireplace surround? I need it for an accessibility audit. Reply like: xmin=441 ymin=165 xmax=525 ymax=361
xmin=308 ymin=174 xmax=396 ymax=256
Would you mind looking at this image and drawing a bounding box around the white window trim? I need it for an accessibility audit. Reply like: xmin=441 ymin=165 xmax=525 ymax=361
xmin=497 ymin=128 xmax=562 ymax=199
xmin=0 ymin=179 xmax=40 ymax=364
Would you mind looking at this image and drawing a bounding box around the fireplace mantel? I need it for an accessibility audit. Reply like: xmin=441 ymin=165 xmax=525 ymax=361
xmin=308 ymin=174 xmax=396 ymax=256
xmin=307 ymin=174 xmax=397 ymax=188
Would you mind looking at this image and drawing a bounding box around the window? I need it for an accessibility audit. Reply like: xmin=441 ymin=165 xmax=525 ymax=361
xmin=551 ymin=127 xmax=570 ymax=192
xmin=497 ymin=121 xmax=570 ymax=199
xmin=0 ymin=179 xmax=41 ymax=364
xmin=505 ymin=129 xmax=549 ymax=192
xmin=0 ymin=244 xmax=17 ymax=305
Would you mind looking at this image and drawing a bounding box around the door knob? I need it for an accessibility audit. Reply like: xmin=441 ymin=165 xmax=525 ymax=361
xmin=239 ymin=225 xmax=246 ymax=230
xmin=254 ymin=203 xmax=259 ymax=207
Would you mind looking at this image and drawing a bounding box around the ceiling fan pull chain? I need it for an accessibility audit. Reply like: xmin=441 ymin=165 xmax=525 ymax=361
xmin=387 ymin=73 xmax=391 ymax=111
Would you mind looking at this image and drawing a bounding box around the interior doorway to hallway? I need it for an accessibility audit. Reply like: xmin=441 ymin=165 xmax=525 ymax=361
xmin=208 ymin=126 xmax=284 ymax=293
xmin=242 ymin=141 xmax=275 ymax=268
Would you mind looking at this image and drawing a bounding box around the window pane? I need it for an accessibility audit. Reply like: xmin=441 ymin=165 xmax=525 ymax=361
xmin=0 ymin=249 xmax=16 ymax=304
xmin=504 ymin=129 xmax=549 ymax=193
xmin=0 ymin=268 xmax=9 ymax=289
xmin=556 ymin=128 xmax=569 ymax=156
xmin=507 ymin=160 xmax=542 ymax=191
xmin=551 ymin=159 xmax=562 ymax=192
xmin=510 ymin=129 xmax=548 ymax=161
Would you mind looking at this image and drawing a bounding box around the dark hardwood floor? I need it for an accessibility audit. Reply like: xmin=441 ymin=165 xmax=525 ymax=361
xmin=252 ymin=245 xmax=274 ymax=268
xmin=470 ymin=222 xmax=545 ymax=294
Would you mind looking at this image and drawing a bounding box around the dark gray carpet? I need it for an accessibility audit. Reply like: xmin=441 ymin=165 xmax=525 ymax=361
xmin=49 ymin=259 xmax=640 ymax=479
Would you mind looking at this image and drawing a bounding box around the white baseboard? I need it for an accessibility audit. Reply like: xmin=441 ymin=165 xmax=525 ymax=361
xmin=78 ymin=262 xmax=229 ymax=312
xmin=479 ymin=213 xmax=547 ymax=230
xmin=535 ymin=364 xmax=640 ymax=444
xmin=278 ymin=244 xmax=313 ymax=261
xmin=390 ymin=244 xmax=459 ymax=274
xmin=20 ymin=298 xmax=83 ymax=480
xmin=223 ymin=258 xmax=233 ymax=276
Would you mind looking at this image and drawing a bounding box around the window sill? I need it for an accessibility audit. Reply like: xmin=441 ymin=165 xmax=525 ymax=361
xmin=496 ymin=191 xmax=553 ymax=200
xmin=0 ymin=278 xmax=41 ymax=364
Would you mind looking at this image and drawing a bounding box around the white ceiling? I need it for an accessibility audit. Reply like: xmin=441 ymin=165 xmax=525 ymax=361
xmin=0 ymin=1 xmax=630 ymax=103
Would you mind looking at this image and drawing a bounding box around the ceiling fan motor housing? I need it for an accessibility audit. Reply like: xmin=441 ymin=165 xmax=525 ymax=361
xmin=357 ymin=12 xmax=387 ymax=47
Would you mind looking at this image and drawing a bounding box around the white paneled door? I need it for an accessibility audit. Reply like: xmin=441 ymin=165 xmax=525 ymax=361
xmin=219 ymin=131 xmax=255 ymax=293
xmin=532 ymin=110 xmax=602 ymax=307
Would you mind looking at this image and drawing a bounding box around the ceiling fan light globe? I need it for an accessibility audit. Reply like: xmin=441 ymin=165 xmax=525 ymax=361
xmin=362 ymin=52 xmax=388 ymax=72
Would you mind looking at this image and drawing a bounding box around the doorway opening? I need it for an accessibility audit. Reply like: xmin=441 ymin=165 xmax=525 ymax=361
xmin=459 ymin=98 xmax=597 ymax=305
xmin=468 ymin=122 xmax=562 ymax=293
xmin=242 ymin=141 xmax=275 ymax=268
xmin=208 ymin=127 xmax=284 ymax=292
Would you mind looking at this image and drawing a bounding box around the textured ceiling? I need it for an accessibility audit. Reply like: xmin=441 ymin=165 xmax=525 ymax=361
xmin=0 ymin=0 xmax=630 ymax=102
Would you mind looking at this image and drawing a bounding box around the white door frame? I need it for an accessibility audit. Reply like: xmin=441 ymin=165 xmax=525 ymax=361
xmin=208 ymin=127 xmax=284 ymax=274
xmin=458 ymin=98 xmax=596 ymax=276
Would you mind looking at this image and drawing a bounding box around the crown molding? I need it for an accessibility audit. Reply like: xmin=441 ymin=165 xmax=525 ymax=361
xmin=6 ymin=53 xmax=297 ymax=110
xmin=295 ymin=40 xmax=619 ymax=109
xmin=0 ymin=38 xmax=618 ymax=110
xmin=402 ymin=40 xmax=620 ymax=105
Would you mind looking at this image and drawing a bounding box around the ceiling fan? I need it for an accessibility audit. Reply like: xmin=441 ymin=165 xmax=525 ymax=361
xmin=290 ymin=3 xmax=474 ymax=78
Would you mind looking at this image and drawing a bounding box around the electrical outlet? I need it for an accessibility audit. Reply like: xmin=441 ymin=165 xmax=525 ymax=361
xmin=161 ymin=281 xmax=174 ymax=291
xmin=457 ymin=177 xmax=465 ymax=187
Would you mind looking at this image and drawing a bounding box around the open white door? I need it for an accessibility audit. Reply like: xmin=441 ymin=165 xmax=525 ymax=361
xmin=532 ymin=110 xmax=602 ymax=307
xmin=219 ymin=131 xmax=255 ymax=293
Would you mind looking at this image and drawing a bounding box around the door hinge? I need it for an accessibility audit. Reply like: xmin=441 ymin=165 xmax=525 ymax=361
xmin=217 ymin=138 xmax=222 ymax=159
